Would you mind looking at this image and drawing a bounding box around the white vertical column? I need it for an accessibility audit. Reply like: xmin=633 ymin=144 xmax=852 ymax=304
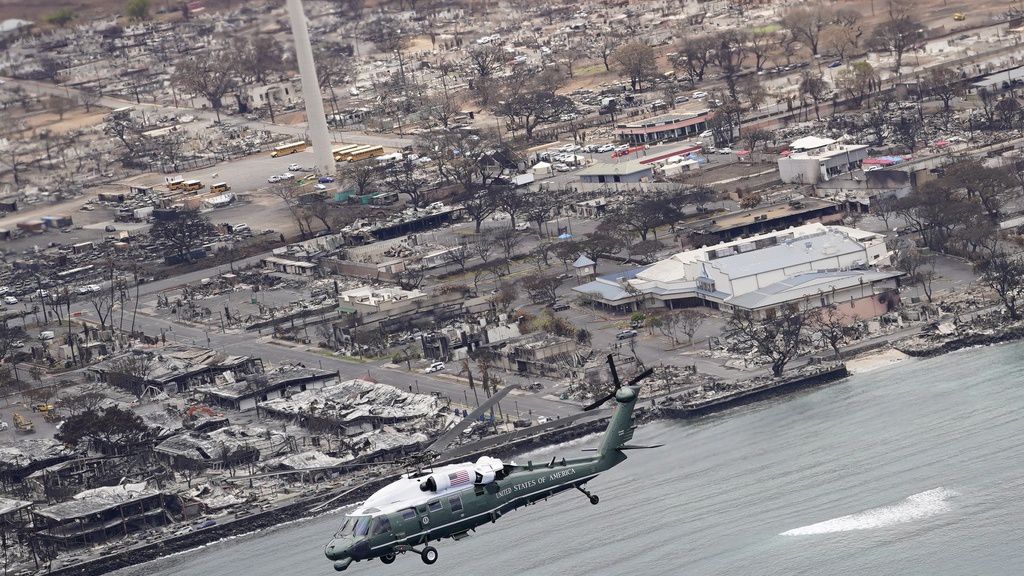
xmin=285 ymin=0 xmax=334 ymax=175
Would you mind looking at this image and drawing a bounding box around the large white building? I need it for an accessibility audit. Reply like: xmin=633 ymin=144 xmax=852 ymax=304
xmin=777 ymin=136 xmax=870 ymax=184
xmin=573 ymin=223 xmax=902 ymax=319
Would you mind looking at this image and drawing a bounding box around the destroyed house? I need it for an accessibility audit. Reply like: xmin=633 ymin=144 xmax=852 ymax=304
xmin=260 ymin=379 xmax=446 ymax=429
xmin=32 ymin=483 xmax=173 ymax=548
xmin=25 ymin=455 xmax=150 ymax=503
xmin=154 ymin=426 xmax=287 ymax=470
xmin=504 ymin=335 xmax=578 ymax=377
xmin=0 ymin=440 xmax=74 ymax=494
xmin=88 ymin=346 xmax=262 ymax=394
xmin=196 ymin=366 xmax=339 ymax=411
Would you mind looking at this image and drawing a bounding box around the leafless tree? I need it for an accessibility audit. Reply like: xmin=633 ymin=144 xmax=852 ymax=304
xmin=869 ymin=0 xmax=923 ymax=75
xmin=174 ymin=53 xmax=237 ymax=121
xmin=809 ymin=305 xmax=849 ymax=360
xmin=780 ymin=5 xmax=834 ymax=55
xmin=492 ymin=226 xmax=524 ymax=270
xmin=79 ymin=87 xmax=101 ymax=113
xmin=977 ymin=253 xmax=1024 ymax=320
xmin=494 ymin=71 xmax=575 ymax=140
xmin=340 ymin=160 xmax=382 ymax=197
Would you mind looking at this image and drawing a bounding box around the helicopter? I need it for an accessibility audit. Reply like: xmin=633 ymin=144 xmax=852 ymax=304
xmin=324 ymin=356 xmax=658 ymax=571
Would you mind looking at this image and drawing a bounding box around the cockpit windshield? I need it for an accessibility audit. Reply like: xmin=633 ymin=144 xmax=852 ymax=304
xmin=334 ymin=516 xmax=372 ymax=538
xmin=353 ymin=516 xmax=372 ymax=537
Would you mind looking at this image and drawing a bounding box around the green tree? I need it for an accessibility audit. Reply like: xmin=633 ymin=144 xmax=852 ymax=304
xmin=55 ymin=406 xmax=150 ymax=454
xmin=125 ymin=0 xmax=151 ymax=20
xmin=613 ymin=41 xmax=658 ymax=92
xmin=45 ymin=8 xmax=76 ymax=26
xmin=149 ymin=208 xmax=215 ymax=262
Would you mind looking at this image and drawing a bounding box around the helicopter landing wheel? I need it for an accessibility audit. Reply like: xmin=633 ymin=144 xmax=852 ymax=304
xmin=381 ymin=552 xmax=396 ymax=564
xmin=421 ymin=546 xmax=438 ymax=565
xmin=577 ymin=484 xmax=599 ymax=505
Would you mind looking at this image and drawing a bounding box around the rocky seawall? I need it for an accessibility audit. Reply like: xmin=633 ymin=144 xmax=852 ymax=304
xmin=895 ymin=323 xmax=1024 ymax=358
xmin=659 ymin=365 xmax=850 ymax=419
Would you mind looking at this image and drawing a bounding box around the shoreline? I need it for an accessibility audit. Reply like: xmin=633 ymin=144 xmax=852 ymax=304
xmin=40 ymin=323 xmax=1024 ymax=576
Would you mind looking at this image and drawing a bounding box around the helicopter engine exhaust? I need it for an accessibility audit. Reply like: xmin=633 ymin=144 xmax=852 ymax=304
xmin=420 ymin=457 xmax=506 ymax=492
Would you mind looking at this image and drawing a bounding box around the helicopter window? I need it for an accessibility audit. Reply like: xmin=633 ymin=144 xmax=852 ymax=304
xmin=400 ymin=508 xmax=417 ymax=520
xmin=353 ymin=516 xmax=372 ymax=537
xmin=334 ymin=517 xmax=352 ymax=537
xmin=448 ymin=495 xmax=463 ymax=513
xmin=428 ymin=500 xmax=443 ymax=512
xmin=370 ymin=516 xmax=391 ymax=536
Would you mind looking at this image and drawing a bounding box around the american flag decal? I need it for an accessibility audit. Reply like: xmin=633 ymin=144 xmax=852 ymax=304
xmin=448 ymin=470 xmax=471 ymax=486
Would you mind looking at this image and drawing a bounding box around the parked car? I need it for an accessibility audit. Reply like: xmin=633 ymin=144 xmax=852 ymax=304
xmin=553 ymin=163 xmax=571 ymax=172
xmin=597 ymin=144 xmax=616 ymax=153
xmin=537 ymin=416 xmax=549 ymax=425
xmin=104 ymin=224 xmax=116 ymax=232
xmin=288 ymin=163 xmax=304 ymax=172
xmin=318 ymin=176 xmax=335 ymax=183
xmin=717 ymin=147 xmax=734 ymax=154
xmin=827 ymin=60 xmax=843 ymax=68
xmin=281 ymin=172 xmax=295 ymax=180
xmin=267 ymin=174 xmax=283 ymax=183
xmin=616 ymin=329 xmax=638 ymax=340
xmin=514 ymin=222 xmax=530 ymax=231
xmin=3 ymin=296 xmax=17 ymax=305
xmin=692 ymin=91 xmax=708 ymax=99
xmin=232 ymin=223 xmax=251 ymax=234
xmin=552 ymin=302 xmax=570 ymax=311
xmin=39 ymin=331 xmax=55 ymax=341
xmin=423 ymin=361 xmax=445 ymax=374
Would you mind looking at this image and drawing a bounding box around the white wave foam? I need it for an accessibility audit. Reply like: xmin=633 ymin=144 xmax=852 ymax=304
xmin=781 ymin=487 xmax=957 ymax=536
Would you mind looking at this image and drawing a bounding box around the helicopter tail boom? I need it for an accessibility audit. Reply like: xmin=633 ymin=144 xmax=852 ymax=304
xmin=596 ymin=385 xmax=640 ymax=462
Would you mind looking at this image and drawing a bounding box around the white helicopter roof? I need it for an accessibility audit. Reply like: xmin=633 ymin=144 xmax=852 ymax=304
xmin=351 ymin=457 xmax=503 ymax=516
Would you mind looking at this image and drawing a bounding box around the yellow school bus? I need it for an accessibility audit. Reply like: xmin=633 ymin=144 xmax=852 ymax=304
xmin=347 ymin=145 xmax=385 ymax=162
xmin=271 ymin=141 xmax=309 ymax=157
xmin=182 ymin=180 xmax=203 ymax=192
xmin=332 ymin=144 xmax=362 ymax=162
xmin=166 ymin=177 xmax=185 ymax=190
xmin=210 ymin=182 xmax=230 ymax=193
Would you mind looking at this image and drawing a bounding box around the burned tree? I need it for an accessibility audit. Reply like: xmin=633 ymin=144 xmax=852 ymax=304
xmin=149 ymin=208 xmax=215 ymax=261
xmin=978 ymin=253 xmax=1024 ymax=321
xmin=725 ymin=307 xmax=809 ymax=377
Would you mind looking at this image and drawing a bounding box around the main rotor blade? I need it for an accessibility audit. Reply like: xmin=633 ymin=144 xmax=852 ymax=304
xmin=583 ymin=391 xmax=616 ymax=412
xmin=606 ymin=354 xmax=622 ymax=389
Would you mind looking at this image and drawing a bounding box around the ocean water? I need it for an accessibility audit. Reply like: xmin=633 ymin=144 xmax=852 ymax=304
xmin=114 ymin=342 xmax=1024 ymax=576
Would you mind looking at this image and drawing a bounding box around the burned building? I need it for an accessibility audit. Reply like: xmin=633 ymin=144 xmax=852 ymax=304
xmin=32 ymin=483 xmax=174 ymax=549
xmin=88 ymin=345 xmax=263 ymax=394
xmin=195 ymin=365 xmax=339 ymax=412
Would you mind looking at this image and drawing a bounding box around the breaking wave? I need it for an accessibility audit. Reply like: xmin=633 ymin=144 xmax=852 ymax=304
xmin=781 ymin=487 xmax=957 ymax=536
